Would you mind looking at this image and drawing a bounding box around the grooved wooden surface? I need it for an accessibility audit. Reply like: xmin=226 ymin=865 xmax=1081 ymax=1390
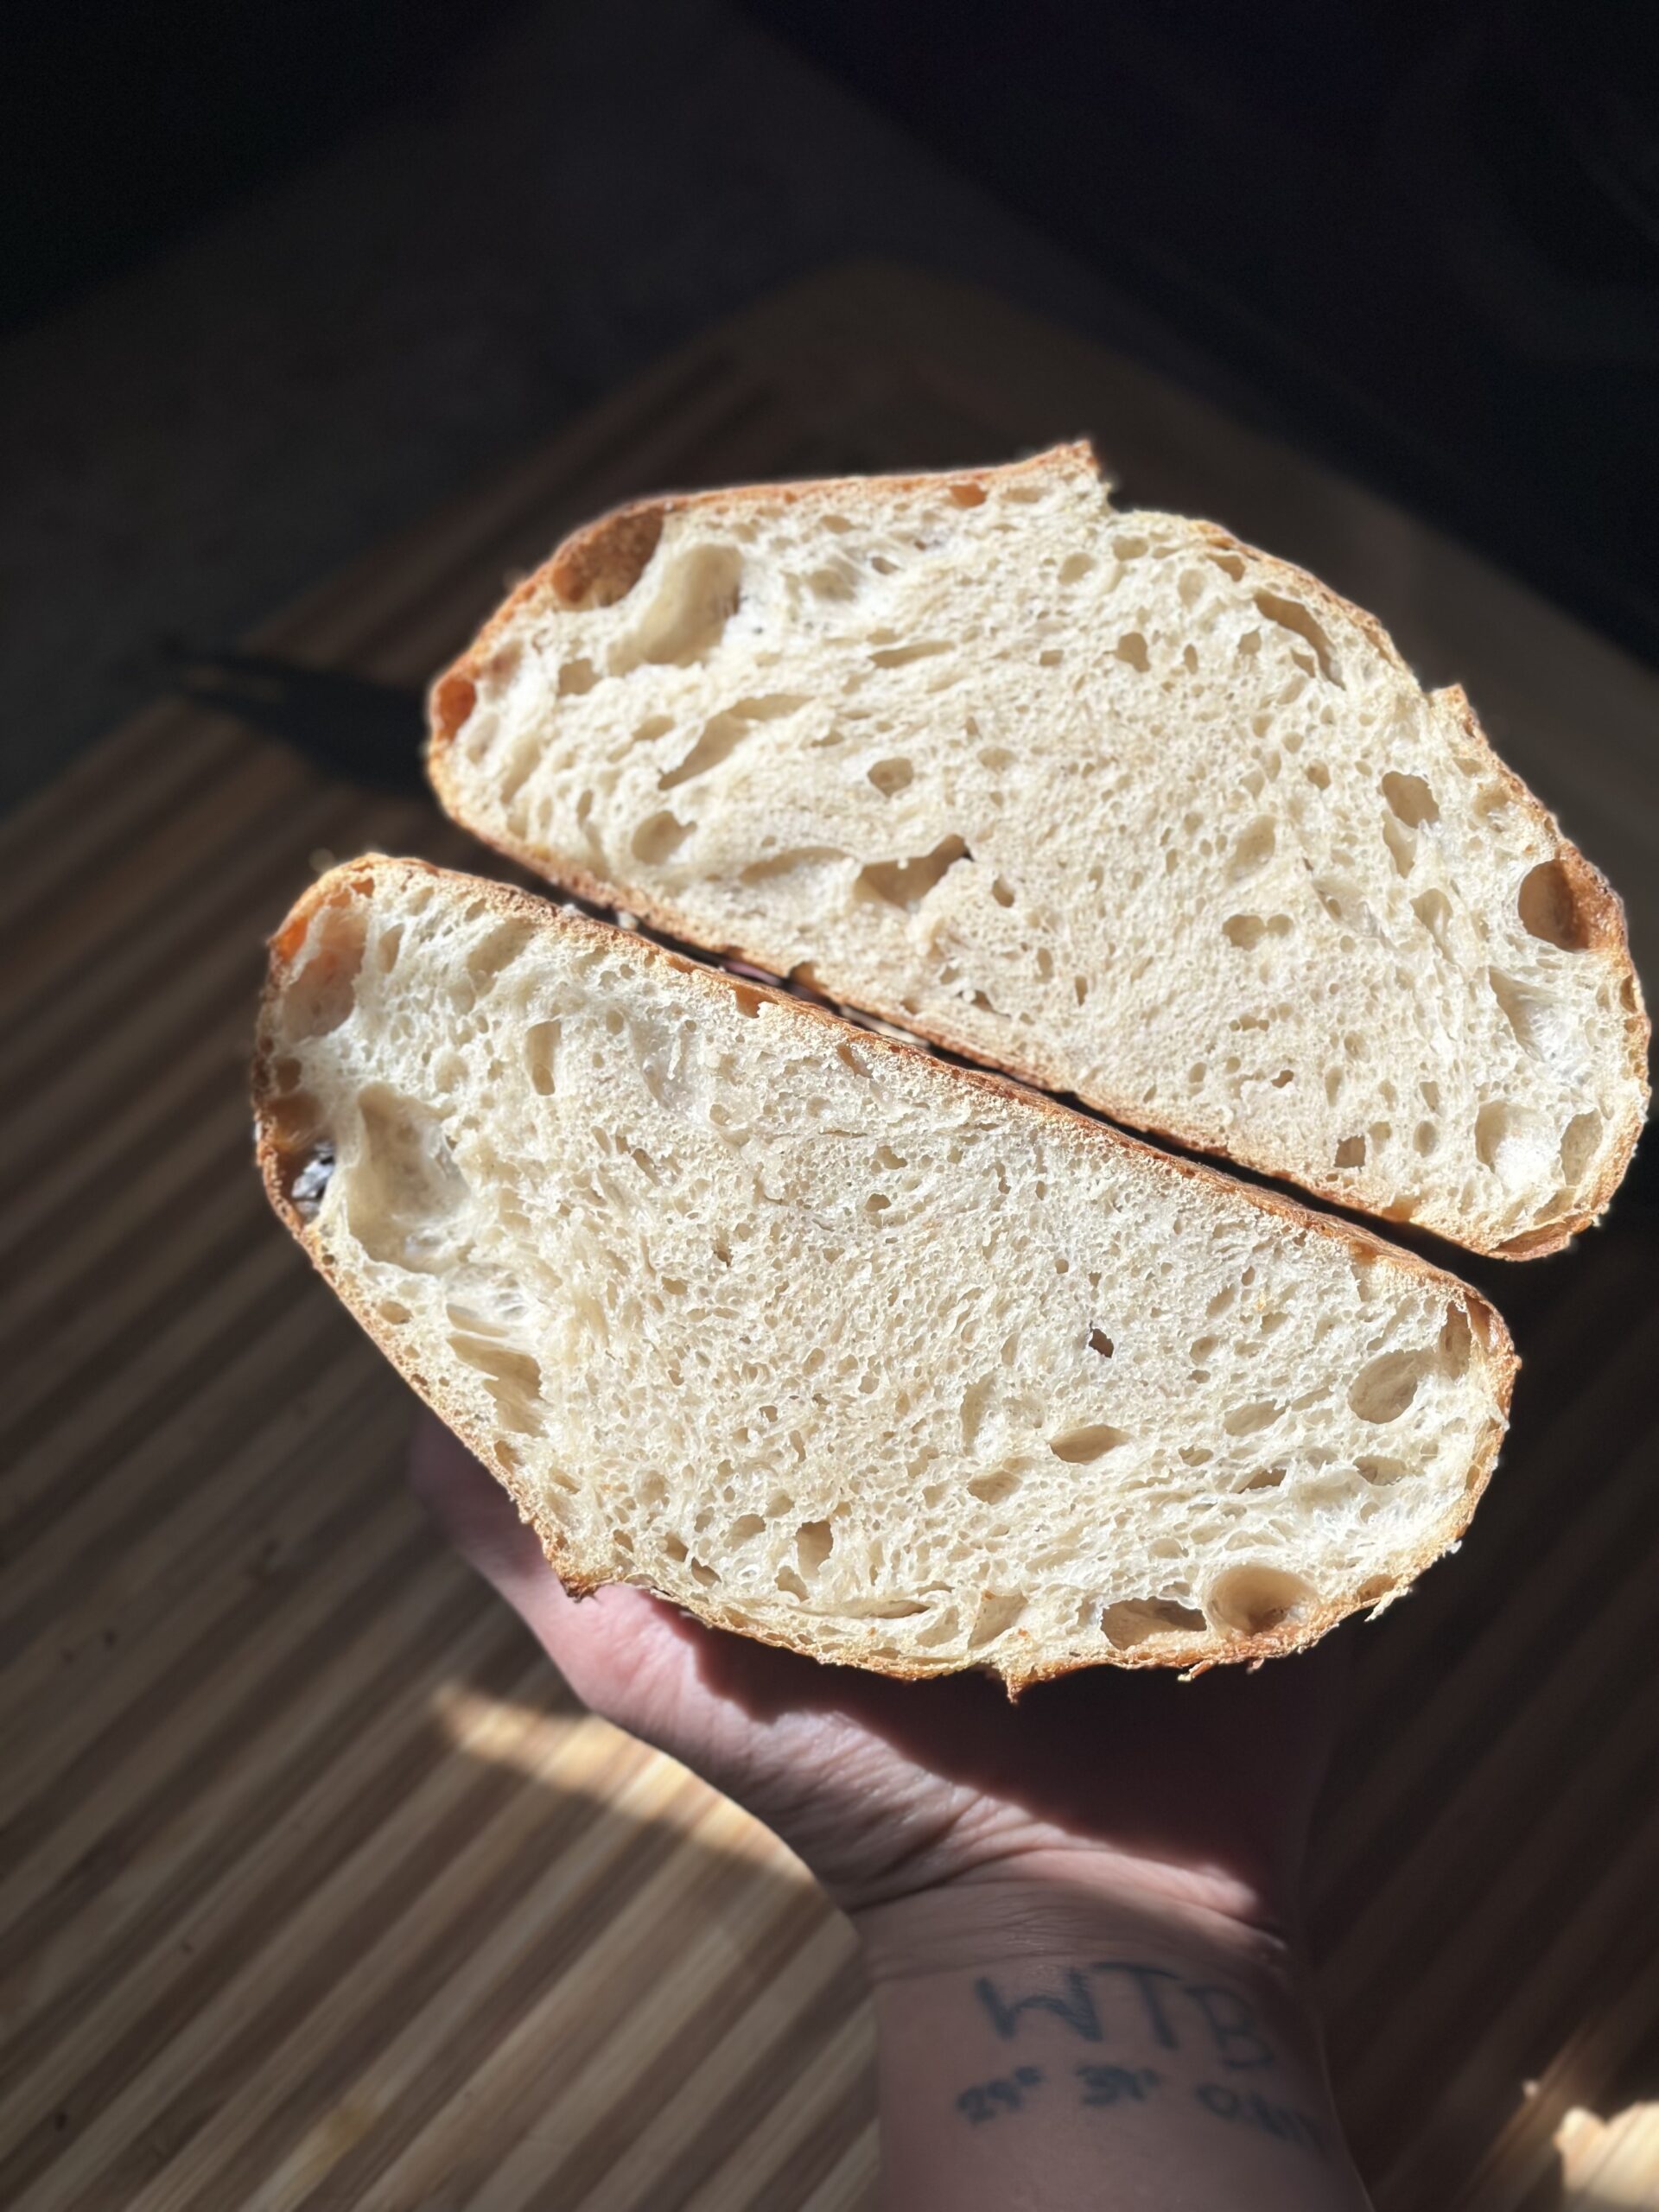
xmin=2 ymin=263 xmax=1655 ymax=2211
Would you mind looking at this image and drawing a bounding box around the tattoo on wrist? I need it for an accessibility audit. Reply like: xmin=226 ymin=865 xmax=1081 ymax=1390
xmin=948 ymin=1959 xmax=1327 ymax=2160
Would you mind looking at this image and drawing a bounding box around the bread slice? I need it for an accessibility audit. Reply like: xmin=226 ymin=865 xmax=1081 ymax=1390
xmin=255 ymin=856 xmax=1515 ymax=1686
xmin=429 ymin=443 xmax=1647 ymax=1259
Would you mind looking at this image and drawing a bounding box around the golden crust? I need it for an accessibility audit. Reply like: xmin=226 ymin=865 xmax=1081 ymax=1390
xmin=428 ymin=448 xmax=1648 ymax=1261
xmin=255 ymin=855 xmax=1516 ymax=1688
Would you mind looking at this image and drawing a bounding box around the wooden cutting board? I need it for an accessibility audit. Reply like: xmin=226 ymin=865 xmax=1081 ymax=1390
xmin=2 ymin=261 xmax=1654 ymax=2212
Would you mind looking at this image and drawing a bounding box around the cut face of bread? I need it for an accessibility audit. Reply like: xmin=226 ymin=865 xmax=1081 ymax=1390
xmin=429 ymin=444 xmax=1648 ymax=1258
xmin=256 ymin=858 xmax=1515 ymax=1686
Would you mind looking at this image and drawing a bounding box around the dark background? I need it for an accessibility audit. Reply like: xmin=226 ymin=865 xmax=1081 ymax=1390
xmin=5 ymin=0 xmax=1659 ymax=804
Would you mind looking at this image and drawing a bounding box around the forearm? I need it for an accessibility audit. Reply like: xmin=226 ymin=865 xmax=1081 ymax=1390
xmin=856 ymin=1879 xmax=1370 ymax=2212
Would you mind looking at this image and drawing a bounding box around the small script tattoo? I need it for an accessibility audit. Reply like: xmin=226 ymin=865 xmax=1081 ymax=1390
xmin=972 ymin=1961 xmax=1275 ymax=2069
xmin=1078 ymin=2063 xmax=1160 ymax=2107
xmin=1196 ymin=2081 xmax=1328 ymax=2155
xmin=958 ymin=2063 xmax=1160 ymax=2126
xmin=957 ymin=2066 xmax=1046 ymax=2126
xmin=950 ymin=1959 xmax=1326 ymax=2159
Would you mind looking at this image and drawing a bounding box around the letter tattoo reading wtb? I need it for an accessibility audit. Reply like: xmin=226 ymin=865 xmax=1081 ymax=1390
xmin=950 ymin=1960 xmax=1327 ymax=2160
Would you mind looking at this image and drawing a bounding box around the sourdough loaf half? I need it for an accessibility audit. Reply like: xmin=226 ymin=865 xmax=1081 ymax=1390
xmin=255 ymin=857 xmax=1516 ymax=1686
xmin=430 ymin=444 xmax=1648 ymax=1258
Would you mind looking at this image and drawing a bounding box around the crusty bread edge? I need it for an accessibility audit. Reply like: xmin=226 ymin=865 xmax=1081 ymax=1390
xmin=255 ymin=855 xmax=1516 ymax=1689
xmin=428 ymin=448 xmax=1649 ymax=1261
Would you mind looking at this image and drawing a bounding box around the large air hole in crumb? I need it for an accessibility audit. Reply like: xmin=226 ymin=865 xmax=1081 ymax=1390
xmin=1223 ymin=1399 xmax=1282 ymax=1437
xmin=870 ymin=639 xmax=952 ymax=669
xmin=1224 ymin=914 xmax=1291 ymax=949
xmin=968 ymin=1469 xmax=1021 ymax=1506
xmin=1487 ymin=969 xmax=1560 ymax=1060
xmin=1475 ymin=1099 xmax=1550 ymax=1189
xmin=659 ymin=694 xmax=809 ymax=790
xmin=1089 ymin=1328 xmax=1114 ymax=1358
xmin=1381 ymin=772 xmax=1439 ymax=827
xmin=284 ymin=896 xmax=367 ymax=1040
xmin=968 ymin=1592 xmax=1027 ymax=1648
xmin=915 ymin=1609 xmax=963 ymax=1648
xmin=806 ymin=564 xmax=857 ymax=603
xmin=1206 ymin=1565 xmax=1316 ymax=1637
xmin=855 ymin=836 xmax=971 ymax=911
xmin=346 ymin=1087 xmax=469 ymax=1271
xmin=1348 ymin=1350 xmax=1425 ymax=1423
xmin=1357 ymin=1456 xmax=1408 ymax=1485
xmin=508 ymin=760 xmax=542 ymax=832
xmin=1099 ymin=1599 xmax=1206 ymax=1649
xmin=448 ymin=1336 xmax=543 ymax=1435
xmin=1048 ymin=1423 xmax=1130 ymax=1463
xmin=1518 ymin=860 xmax=1592 ymax=950
xmin=740 ymin=846 xmax=847 ymax=883
xmin=524 ymin=1019 xmax=561 ymax=1095
xmin=610 ymin=543 xmax=741 ymax=672
xmin=1381 ymin=816 xmax=1415 ymax=878
xmin=1253 ymin=592 xmax=1341 ymax=684
xmin=868 ymin=757 xmax=914 ymax=796
xmin=1229 ymin=817 xmax=1277 ymax=882
xmin=1239 ymin=1465 xmax=1287 ymax=1491
xmin=959 ymin=1378 xmax=994 ymax=1450
xmin=795 ymin=1521 xmax=834 ymax=1579
xmin=466 ymin=923 xmax=531 ymax=992
xmin=557 ymin=657 xmax=599 ymax=696
xmin=1115 ymin=632 xmax=1150 ymax=671
xmin=1413 ymin=891 xmax=1452 ymax=957
xmin=1315 ymin=878 xmax=1365 ymax=928
xmin=841 ymin=1595 xmax=931 ymax=1622
xmin=632 ymin=810 xmax=692 ymax=865
xmin=1333 ymin=1136 xmax=1367 ymax=1169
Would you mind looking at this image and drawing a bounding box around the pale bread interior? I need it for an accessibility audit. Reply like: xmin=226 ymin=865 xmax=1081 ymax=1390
xmin=257 ymin=859 xmax=1514 ymax=1685
xmin=433 ymin=446 xmax=1647 ymax=1257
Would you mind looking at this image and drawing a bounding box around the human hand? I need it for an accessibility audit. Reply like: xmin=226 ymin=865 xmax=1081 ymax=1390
xmin=410 ymin=1415 xmax=1369 ymax=2207
xmin=409 ymin=1412 xmax=1344 ymax=1939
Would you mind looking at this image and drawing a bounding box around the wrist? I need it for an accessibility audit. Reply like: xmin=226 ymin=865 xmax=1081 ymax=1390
xmin=852 ymin=1872 xmax=1364 ymax=2211
xmin=851 ymin=1853 xmax=1303 ymax=1993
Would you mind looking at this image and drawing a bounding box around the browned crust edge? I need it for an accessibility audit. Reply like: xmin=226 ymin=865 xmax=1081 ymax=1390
xmin=429 ymin=448 xmax=1649 ymax=1261
xmin=255 ymin=855 xmax=1517 ymax=1690
xmin=1429 ymin=685 xmax=1651 ymax=1255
